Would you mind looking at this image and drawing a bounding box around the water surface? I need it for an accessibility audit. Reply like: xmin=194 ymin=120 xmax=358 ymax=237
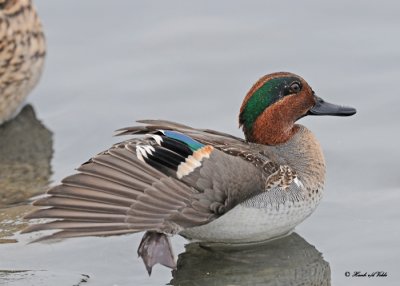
xmin=0 ymin=0 xmax=399 ymax=285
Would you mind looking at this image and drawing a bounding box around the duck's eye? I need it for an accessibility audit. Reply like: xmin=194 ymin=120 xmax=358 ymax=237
xmin=289 ymin=82 xmax=301 ymax=93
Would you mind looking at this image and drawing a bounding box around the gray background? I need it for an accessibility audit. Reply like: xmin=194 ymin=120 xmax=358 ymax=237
xmin=0 ymin=0 xmax=399 ymax=285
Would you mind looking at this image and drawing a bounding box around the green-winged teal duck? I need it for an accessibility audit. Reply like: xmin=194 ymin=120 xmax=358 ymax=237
xmin=0 ymin=0 xmax=45 ymax=124
xmin=24 ymin=72 xmax=356 ymax=274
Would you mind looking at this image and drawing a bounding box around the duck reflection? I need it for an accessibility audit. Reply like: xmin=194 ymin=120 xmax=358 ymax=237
xmin=0 ymin=104 xmax=53 ymax=242
xmin=170 ymin=233 xmax=330 ymax=286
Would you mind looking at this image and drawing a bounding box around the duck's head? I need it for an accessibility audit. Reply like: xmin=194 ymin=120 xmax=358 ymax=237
xmin=239 ymin=72 xmax=356 ymax=145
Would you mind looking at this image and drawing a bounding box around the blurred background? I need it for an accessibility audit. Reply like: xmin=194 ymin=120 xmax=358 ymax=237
xmin=0 ymin=0 xmax=399 ymax=285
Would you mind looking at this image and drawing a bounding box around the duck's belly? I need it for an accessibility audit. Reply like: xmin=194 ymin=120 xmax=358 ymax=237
xmin=181 ymin=190 xmax=322 ymax=243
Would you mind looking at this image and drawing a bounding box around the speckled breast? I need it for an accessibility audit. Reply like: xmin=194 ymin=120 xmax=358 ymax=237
xmin=181 ymin=187 xmax=323 ymax=243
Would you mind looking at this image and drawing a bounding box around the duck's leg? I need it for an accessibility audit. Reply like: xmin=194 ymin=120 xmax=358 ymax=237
xmin=137 ymin=231 xmax=176 ymax=275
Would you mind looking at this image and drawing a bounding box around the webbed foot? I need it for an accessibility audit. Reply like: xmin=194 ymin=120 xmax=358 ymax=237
xmin=137 ymin=231 xmax=176 ymax=275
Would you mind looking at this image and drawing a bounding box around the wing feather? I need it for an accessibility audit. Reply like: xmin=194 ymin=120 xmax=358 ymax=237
xmin=24 ymin=120 xmax=272 ymax=241
xmin=47 ymin=185 xmax=135 ymax=206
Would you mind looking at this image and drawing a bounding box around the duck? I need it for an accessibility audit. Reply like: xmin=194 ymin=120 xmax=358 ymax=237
xmin=0 ymin=0 xmax=46 ymax=125
xmin=23 ymin=72 xmax=356 ymax=274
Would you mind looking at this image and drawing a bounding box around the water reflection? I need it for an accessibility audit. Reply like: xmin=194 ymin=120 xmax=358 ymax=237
xmin=0 ymin=104 xmax=53 ymax=242
xmin=0 ymin=270 xmax=90 ymax=286
xmin=170 ymin=233 xmax=330 ymax=286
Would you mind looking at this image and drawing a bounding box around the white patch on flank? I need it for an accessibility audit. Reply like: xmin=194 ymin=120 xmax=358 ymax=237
xmin=151 ymin=134 xmax=163 ymax=145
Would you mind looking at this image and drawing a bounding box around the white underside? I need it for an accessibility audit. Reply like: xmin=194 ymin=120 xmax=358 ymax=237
xmin=181 ymin=191 xmax=322 ymax=243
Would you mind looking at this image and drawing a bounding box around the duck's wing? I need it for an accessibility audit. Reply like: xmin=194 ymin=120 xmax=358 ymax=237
xmin=118 ymin=119 xmax=277 ymax=166
xmin=23 ymin=120 xmax=273 ymax=241
xmin=117 ymin=119 xmax=246 ymax=145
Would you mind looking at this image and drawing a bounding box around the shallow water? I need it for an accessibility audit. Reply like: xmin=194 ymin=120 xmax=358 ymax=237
xmin=1 ymin=0 xmax=400 ymax=285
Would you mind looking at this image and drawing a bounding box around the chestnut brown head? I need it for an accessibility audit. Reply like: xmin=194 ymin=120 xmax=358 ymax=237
xmin=239 ymin=72 xmax=356 ymax=145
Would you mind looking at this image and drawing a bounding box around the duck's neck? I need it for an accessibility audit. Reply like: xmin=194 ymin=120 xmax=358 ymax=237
xmin=262 ymin=125 xmax=326 ymax=190
xmin=249 ymin=123 xmax=299 ymax=145
xmin=246 ymin=100 xmax=299 ymax=145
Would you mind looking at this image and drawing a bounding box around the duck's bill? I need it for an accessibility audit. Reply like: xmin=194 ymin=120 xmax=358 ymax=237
xmin=308 ymin=96 xmax=357 ymax=116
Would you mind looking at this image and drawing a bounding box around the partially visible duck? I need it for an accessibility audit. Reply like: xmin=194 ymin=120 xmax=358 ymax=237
xmin=0 ymin=0 xmax=45 ymax=124
xmin=23 ymin=72 xmax=356 ymax=274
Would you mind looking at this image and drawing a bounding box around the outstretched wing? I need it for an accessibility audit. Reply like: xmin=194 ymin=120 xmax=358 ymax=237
xmin=118 ymin=120 xmax=280 ymax=173
xmin=116 ymin=119 xmax=247 ymax=149
xmin=23 ymin=120 xmax=268 ymax=240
